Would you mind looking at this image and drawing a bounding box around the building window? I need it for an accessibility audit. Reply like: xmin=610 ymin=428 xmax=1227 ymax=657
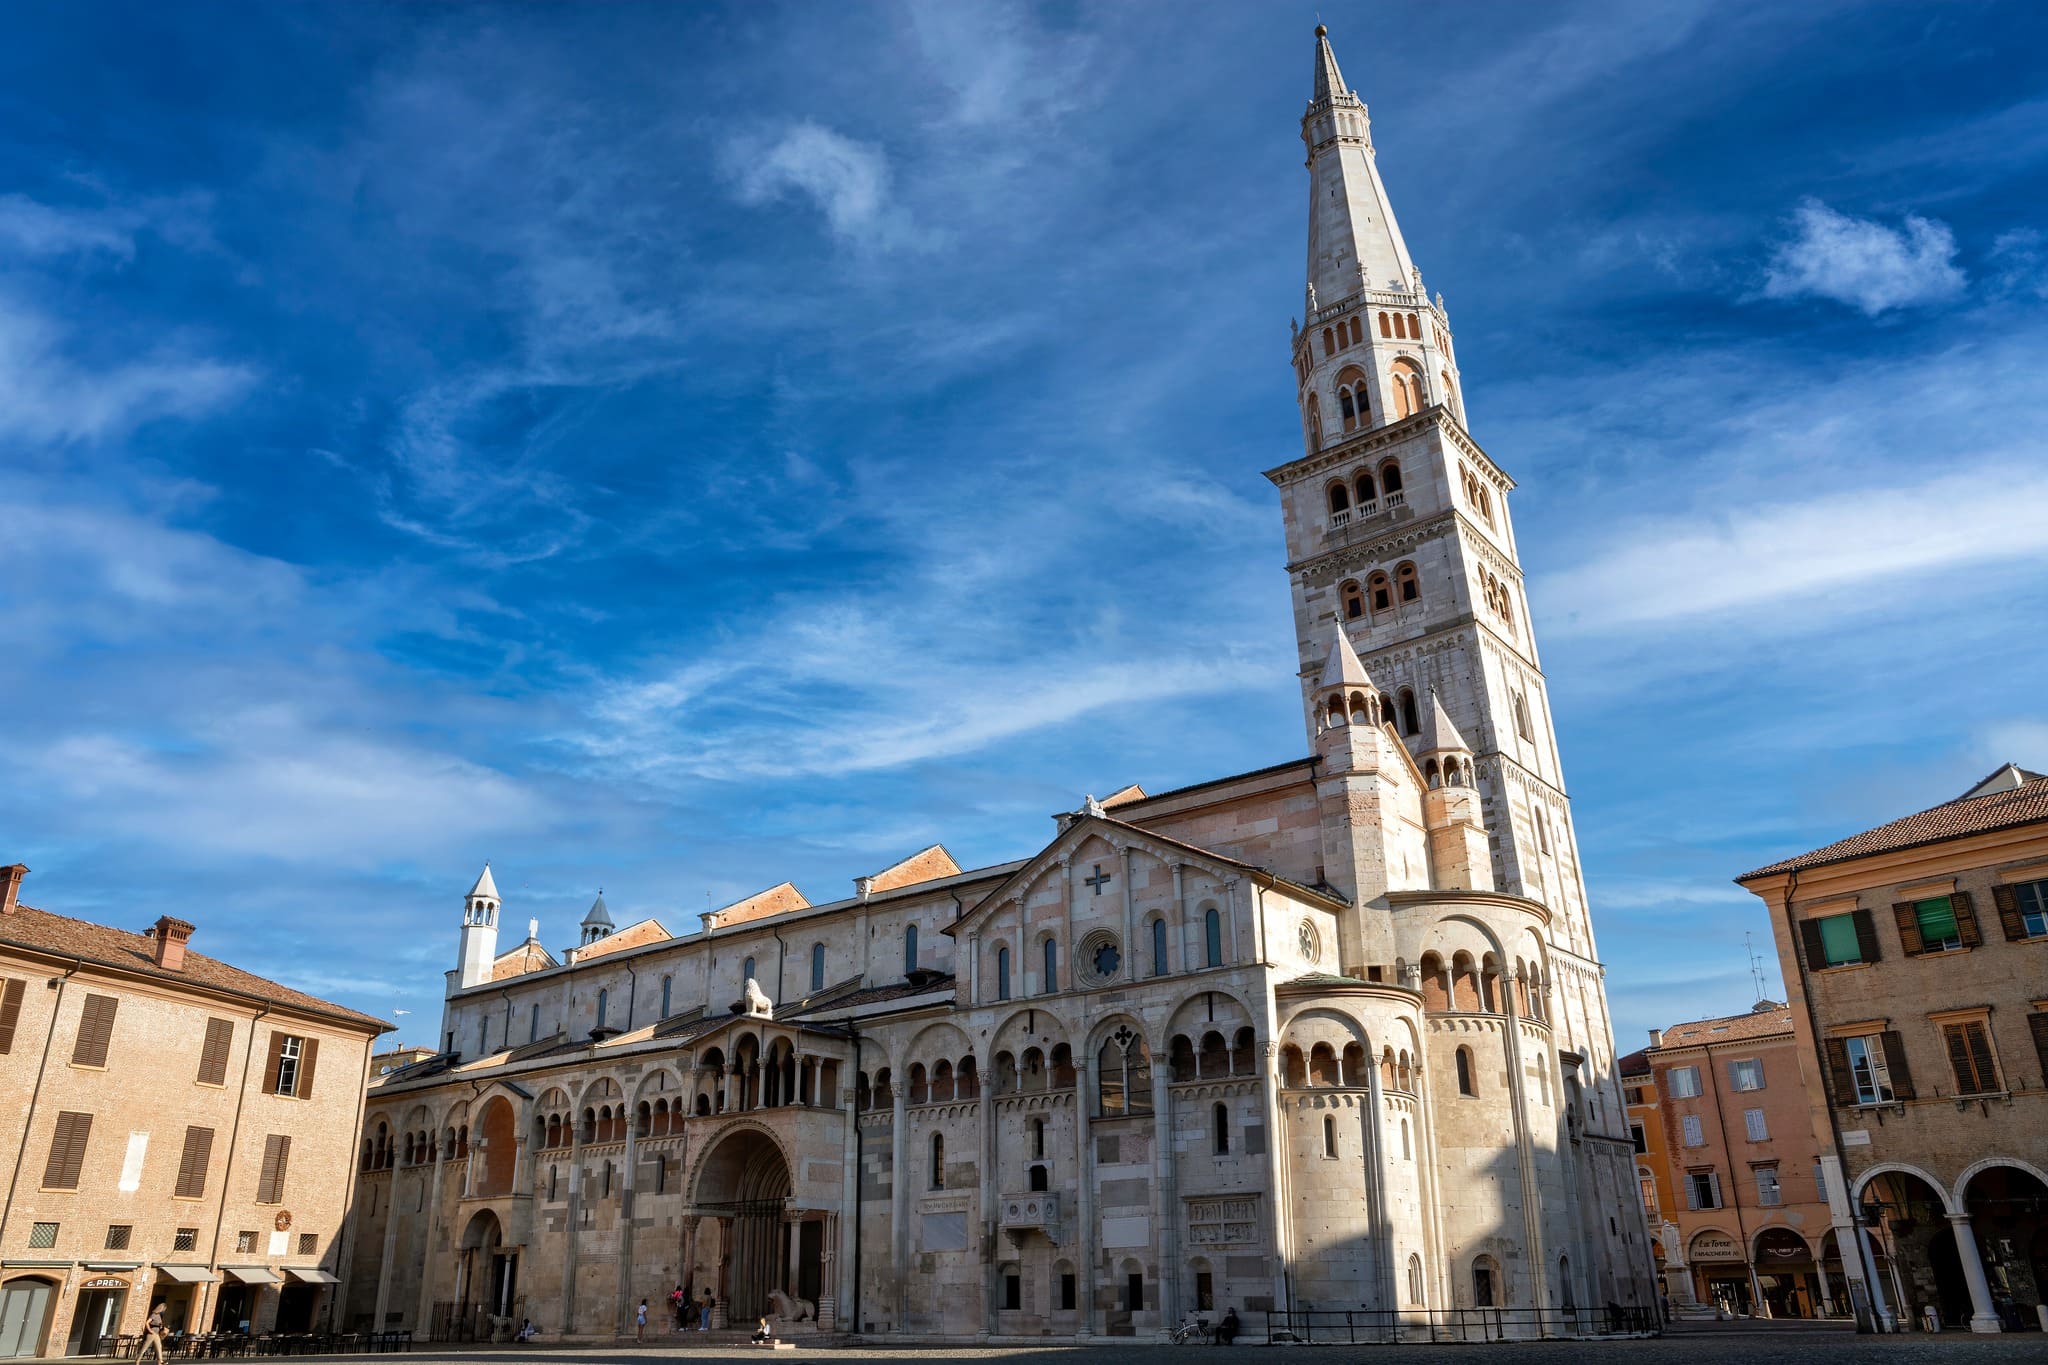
xmin=197 ymin=1018 xmax=233 ymax=1086
xmin=1471 ymin=1262 xmax=1496 ymax=1308
xmin=905 ymin=925 xmax=918 ymax=975
xmin=1396 ymin=561 xmax=1420 ymax=604
xmin=1406 ymin=1255 xmax=1425 ymax=1306
xmin=104 ymin=1224 xmax=132 ymax=1250
xmin=811 ymin=944 xmax=826 ymax=993
xmin=1630 ymin=1123 xmax=1647 ymax=1154
xmin=1728 ymin=1058 xmax=1764 ymax=1091
xmin=1941 ymin=1018 xmax=2001 ymax=1095
xmin=1323 ymin=1115 xmax=1337 ymax=1157
xmin=173 ymin=1227 xmax=197 ymax=1252
xmin=298 ymin=1232 xmax=318 ymax=1255
xmin=595 ymin=989 xmax=608 ymax=1029
xmin=1097 ymin=1026 xmax=1153 ymax=1117
xmin=1369 ymin=571 xmax=1392 ymax=612
xmin=28 ymin=1223 xmax=57 ymax=1249
xmin=1681 ymin=1114 xmax=1704 ymax=1147
xmin=1213 ymin=1103 xmax=1229 ymax=1154
xmin=1340 ymin=579 xmax=1364 ymax=620
xmin=1060 ymin=1273 xmax=1077 ymax=1312
xmin=2001 ymin=879 xmax=2048 ymax=938
xmin=1150 ymin=918 xmax=1168 ymax=977
xmin=1638 ymin=1175 xmax=1658 ymax=1216
xmin=996 ymin=946 xmax=1012 ymax=1001
xmin=1126 ymin=1272 xmax=1143 ymax=1312
xmin=1004 ymin=1274 xmax=1022 ymax=1311
xmin=70 ymin=994 xmax=118 ymax=1068
xmin=1800 ymin=910 xmax=1878 ymax=968
xmin=1455 ymin=1047 xmax=1475 ymax=1096
xmin=1666 ymin=1066 xmax=1701 ymax=1099
xmin=1043 ymin=938 xmax=1058 ymax=993
xmin=1754 ymin=1165 xmax=1783 ymax=1207
xmin=256 ymin=1134 xmax=292 ymax=1204
xmin=1743 ymin=1107 xmax=1769 ymax=1142
xmin=1624 ymin=1085 xmax=1644 ymax=1105
xmin=174 ymin=1126 xmax=214 ymax=1199
xmin=1196 ymin=1271 xmax=1215 ymax=1312
xmin=1840 ymin=1034 xmax=1898 ymax=1104
xmin=930 ymin=1133 xmax=944 ymax=1189
xmin=661 ymin=975 xmax=673 ymax=1018
xmin=236 ymin=1230 xmax=257 ymax=1255
xmin=742 ymin=957 xmax=755 ymax=985
xmin=1897 ymin=894 xmax=1978 ymax=954
xmin=41 ymin=1111 xmax=91 ymax=1190
xmin=1204 ymin=909 xmax=1223 ymax=967
xmin=1685 ymin=1170 xmax=1722 ymax=1210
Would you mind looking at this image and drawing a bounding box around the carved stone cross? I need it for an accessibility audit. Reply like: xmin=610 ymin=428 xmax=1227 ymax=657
xmin=1083 ymin=865 xmax=1111 ymax=896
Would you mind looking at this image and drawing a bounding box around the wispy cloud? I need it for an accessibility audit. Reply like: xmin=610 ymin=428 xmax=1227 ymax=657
xmin=0 ymin=296 xmax=253 ymax=444
xmin=727 ymin=121 xmax=900 ymax=246
xmin=1761 ymin=198 xmax=1965 ymax=314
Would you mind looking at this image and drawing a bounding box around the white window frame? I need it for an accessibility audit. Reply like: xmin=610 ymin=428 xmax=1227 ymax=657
xmin=1728 ymin=1058 xmax=1764 ymax=1091
xmin=1667 ymin=1066 xmax=1702 ymax=1099
xmin=1743 ymin=1107 xmax=1768 ymax=1142
xmin=1843 ymin=1035 xmax=1893 ymax=1105
xmin=1681 ymin=1114 xmax=1705 ymax=1147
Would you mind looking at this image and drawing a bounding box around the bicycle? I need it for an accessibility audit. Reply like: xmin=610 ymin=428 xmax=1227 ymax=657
xmin=1171 ymin=1313 xmax=1214 ymax=1345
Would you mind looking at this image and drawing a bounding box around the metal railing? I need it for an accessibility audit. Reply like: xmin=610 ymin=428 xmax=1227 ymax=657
xmin=1263 ymin=1304 xmax=1661 ymax=1344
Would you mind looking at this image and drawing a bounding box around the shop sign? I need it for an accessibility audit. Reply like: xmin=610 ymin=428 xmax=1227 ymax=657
xmin=81 ymin=1277 xmax=129 ymax=1290
xmin=1689 ymin=1233 xmax=1743 ymax=1262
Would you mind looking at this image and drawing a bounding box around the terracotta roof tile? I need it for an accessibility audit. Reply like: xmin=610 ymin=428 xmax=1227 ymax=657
xmin=0 ymin=903 xmax=389 ymax=1033
xmin=1737 ymin=772 xmax=2048 ymax=881
xmin=1655 ymin=1005 xmax=1792 ymax=1047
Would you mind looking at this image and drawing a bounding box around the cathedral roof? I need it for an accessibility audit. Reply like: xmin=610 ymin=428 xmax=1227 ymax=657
xmin=1318 ymin=624 xmax=1375 ymax=692
xmin=1737 ymin=763 xmax=2048 ymax=880
xmin=467 ymin=863 xmax=499 ymax=901
xmin=1414 ymin=690 xmax=1469 ymax=755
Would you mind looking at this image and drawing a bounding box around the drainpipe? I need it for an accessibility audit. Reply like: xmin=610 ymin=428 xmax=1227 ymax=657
xmin=623 ymin=961 xmax=638 ymax=1032
xmin=210 ymin=1005 xmax=272 ymax=1327
xmin=0 ymin=956 xmax=81 ymax=1252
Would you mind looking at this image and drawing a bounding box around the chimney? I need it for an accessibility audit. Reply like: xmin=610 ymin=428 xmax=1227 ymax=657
xmin=0 ymin=864 xmax=25 ymax=915
xmin=1647 ymin=1027 xmax=1664 ymax=1049
xmin=152 ymin=916 xmax=196 ymax=971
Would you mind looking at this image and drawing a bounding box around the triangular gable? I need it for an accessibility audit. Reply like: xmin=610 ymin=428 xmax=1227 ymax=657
xmin=946 ymin=812 xmax=1346 ymax=937
xmin=491 ymin=939 xmax=557 ymax=980
xmin=574 ymin=918 xmax=669 ymax=962
xmin=706 ymin=882 xmax=810 ymax=930
xmin=1100 ymin=784 xmax=1147 ymax=809
xmin=866 ymin=844 xmax=962 ymax=894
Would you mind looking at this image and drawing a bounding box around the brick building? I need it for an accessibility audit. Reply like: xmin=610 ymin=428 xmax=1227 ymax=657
xmin=1618 ymin=1050 xmax=1672 ymax=1275
xmin=1630 ymin=1005 xmax=1842 ymax=1319
xmin=1738 ymin=763 xmax=2048 ymax=1333
xmin=0 ymin=865 xmax=389 ymax=1357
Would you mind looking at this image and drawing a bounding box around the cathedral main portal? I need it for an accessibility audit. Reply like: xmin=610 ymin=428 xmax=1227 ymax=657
xmin=690 ymin=1129 xmax=802 ymax=1322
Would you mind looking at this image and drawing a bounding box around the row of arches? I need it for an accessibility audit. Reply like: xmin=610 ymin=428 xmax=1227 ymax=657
xmin=1166 ymin=1028 xmax=1258 ymax=1081
xmin=1479 ymin=568 xmax=1517 ymax=632
xmin=361 ymin=1120 xmax=470 ymax=1171
xmin=1300 ymin=359 xmax=1432 ymax=454
xmin=1318 ymin=684 xmax=1422 ymax=739
xmin=1416 ymin=950 xmax=1550 ymax=1021
xmin=1325 ymin=460 xmax=1404 ymax=521
xmin=1458 ymin=463 xmax=1497 ymax=529
xmin=1338 ymin=561 xmax=1420 ymax=621
xmin=1423 ymin=754 xmax=1471 ymax=788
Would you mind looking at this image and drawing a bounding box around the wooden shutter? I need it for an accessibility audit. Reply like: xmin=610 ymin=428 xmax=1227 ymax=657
xmin=1880 ymin=1030 xmax=1914 ymax=1100
xmin=1851 ymin=909 xmax=1881 ymax=963
xmin=1964 ymin=1021 xmax=1997 ymax=1093
xmin=1684 ymin=1177 xmax=1699 ymax=1210
xmin=71 ymin=994 xmax=118 ymax=1067
xmin=257 ymin=1134 xmax=291 ymax=1203
xmin=2029 ymin=1012 xmax=2048 ymax=1089
xmin=1823 ymin=1036 xmax=1857 ymax=1106
xmin=0 ymin=977 xmax=23 ymax=1054
xmin=1951 ymin=891 xmax=1982 ymax=948
xmin=1708 ymin=1171 xmax=1723 ymax=1208
xmin=174 ymin=1126 xmax=214 ymax=1199
xmin=296 ymin=1037 xmax=319 ymax=1100
xmin=42 ymin=1111 xmax=92 ymax=1189
xmin=1891 ymin=902 xmax=1925 ymax=956
xmin=1797 ymin=920 xmax=1827 ymax=971
xmin=197 ymin=1019 xmax=233 ymax=1086
xmin=1993 ymin=884 xmax=2029 ymax=941
xmin=260 ymin=1031 xmax=286 ymax=1095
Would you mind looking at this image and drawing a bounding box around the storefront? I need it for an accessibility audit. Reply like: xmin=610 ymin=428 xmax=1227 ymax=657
xmin=219 ymin=1268 xmax=279 ymax=1336
xmin=1751 ymin=1228 xmax=1824 ymax=1319
xmin=275 ymin=1268 xmax=339 ymax=1334
xmin=1688 ymin=1230 xmax=1753 ymax=1313
xmin=152 ymin=1265 xmax=221 ymax=1337
xmin=64 ymin=1275 xmax=133 ymax=1356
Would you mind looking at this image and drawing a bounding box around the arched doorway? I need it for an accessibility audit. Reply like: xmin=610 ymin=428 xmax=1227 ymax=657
xmin=0 ymin=1277 xmax=56 ymax=1357
xmin=448 ymin=1209 xmax=518 ymax=1338
xmin=472 ymin=1097 xmax=517 ymax=1198
xmin=1751 ymin=1228 xmax=1817 ymax=1318
xmin=1962 ymin=1164 xmax=2048 ymax=1331
xmin=692 ymin=1130 xmax=795 ymax=1321
xmin=1860 ymin=1170 xmax=1965 ymax=1328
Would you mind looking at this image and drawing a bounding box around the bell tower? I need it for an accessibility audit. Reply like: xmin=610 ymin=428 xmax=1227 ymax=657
xmin=456 ymin=862 xmax=500 ymax=990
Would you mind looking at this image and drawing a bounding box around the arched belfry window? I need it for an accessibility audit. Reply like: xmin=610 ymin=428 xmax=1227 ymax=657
xmin=1339 ymin=390 xmax=1355 ymax=425
xmin=1349 ymin=316 xmax=1363 ymax=345
xmin=1327 ymin=482 xmax=1350 ymax=516
xmin=1379 ymin=460 xmax=1404 ymax=495
xmin=1340 ymin=580 xmax=1365 ymax=620
xmin=1369 ymin=571 xmax=1392 ymax=612
xmin=905 ymin=924 xmax=919 ymax=975
xmin=1097 ymin=1025 xmax=1153 ymax=1117
xmin=1354 ymin=471 xmax=1376 ymax=505
xmin=1399 ymin=689 xmax=1420 ymax=737
xmin=1396 ymin=561 xmax=1420 ymax=603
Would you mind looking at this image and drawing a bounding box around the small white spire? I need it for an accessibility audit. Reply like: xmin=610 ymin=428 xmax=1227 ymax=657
xmin=1415 ymin=689 xmax=1471 ymax=756
xmin=467 ymin=862 xmax=499 ymax=902
xmin=1318 ymin=623 xmax=1376 ymax=692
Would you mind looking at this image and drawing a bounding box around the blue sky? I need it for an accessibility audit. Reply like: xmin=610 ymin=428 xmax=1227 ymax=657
xmin=3 ymin=1 xmax=2045 ymax=1050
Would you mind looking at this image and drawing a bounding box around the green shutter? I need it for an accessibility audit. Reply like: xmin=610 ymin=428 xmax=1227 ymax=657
xmin=1817 ymin=914 xmax=1861 ymax=966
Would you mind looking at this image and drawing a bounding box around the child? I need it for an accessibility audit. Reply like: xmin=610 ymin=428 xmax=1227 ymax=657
xmin=635 ymin=1300 xmax=648 ymax=1341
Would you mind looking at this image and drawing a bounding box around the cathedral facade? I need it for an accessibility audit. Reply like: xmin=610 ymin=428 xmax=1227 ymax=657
xmin=343 ymin=29 xmax=1656 ymax=1342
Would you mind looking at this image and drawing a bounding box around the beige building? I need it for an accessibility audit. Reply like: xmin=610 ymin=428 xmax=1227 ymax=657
xmin=1739 ymin=763 xmax=2048 ymax=1333
xmin=1631 ymin=1005 xmax=1842 ymax=1319
xmin=0 ymin=865 xmax=389 ymax=1357
xmin=344 ymin=27 xmax=1657 ymax=1345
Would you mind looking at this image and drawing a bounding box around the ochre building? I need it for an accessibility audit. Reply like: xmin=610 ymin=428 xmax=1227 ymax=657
xmin=0 ymin=865 xmax=389 ymax=1357
xmin=346 ymin=28 xmax=1657 ymax=1344
xmin=1739 ymin=763 xmax=2048 ymax=1333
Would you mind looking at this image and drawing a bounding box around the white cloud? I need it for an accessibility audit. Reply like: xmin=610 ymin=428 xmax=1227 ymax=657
xmin=1762 ymin=198 xmax=1965 ymax=314
xmin=729 ymin=122 xmax=895 ymax=243
xmin=1537 ymin=464 xmax=2048 ymax=635
xmin=0 ymin=194 xmax=139 ymax=259
xmin=0 ymin=297 xmax=254 ymax=444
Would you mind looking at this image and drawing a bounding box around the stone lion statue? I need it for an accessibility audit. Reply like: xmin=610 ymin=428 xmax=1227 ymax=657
xmin=766 ymin=1289 xmax=814 ymax=1325
xmin=743 ymin=977 xmax=774 ymax=1018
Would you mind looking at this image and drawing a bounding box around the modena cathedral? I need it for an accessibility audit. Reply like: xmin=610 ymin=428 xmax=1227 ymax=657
xmin=346 ymin=29 xmax=1657 ymax=1342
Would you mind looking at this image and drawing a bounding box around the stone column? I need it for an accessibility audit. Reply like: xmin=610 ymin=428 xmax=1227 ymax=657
xmin=786 ymin=1209 xmax=801 ymax=1297
xmin=1148 ymin=1058 xmax=1176 ymax=1336
xmin=619 ymin=1107 xmax=639 ymax=1336
xmin=891 ymin=1081 xmax=910 ymax=1330
xmin=561 ymin=1117 xmax=584 ymax=1334
xmin=1948 ymin=1215 xmax=2002 ymax=1333
xmin=1258 ymin=1042 xmax=1290 ymax=1317
xmin=1854 ymin=1223 xmax=1893 ymax=1331
xmin=979 ymin=1070 xmax=997 ymax=1342
xmin=372 ymin=1175 xmax=401 ymax=1329
xmin=1074 ymin=1060 xmax=1095 ymax=1339
xmin=816 ymin=1213 xmax=837 ymax=1331
xmin=1497 ymin=968 xmax=1550 ymax=1314
xmin=412 ymin=1137 xmax=449 ymax=1333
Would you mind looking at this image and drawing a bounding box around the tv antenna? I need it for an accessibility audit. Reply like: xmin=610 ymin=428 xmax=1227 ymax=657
xmin=1745 ymin=931 xmax=1771 ymax=1005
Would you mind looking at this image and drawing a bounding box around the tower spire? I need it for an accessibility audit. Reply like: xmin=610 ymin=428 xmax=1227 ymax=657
xmin=1302 ymin=25 xmax=1418 ymax=312
xmin=1311 ymin=24 xmax=1345 ymax=107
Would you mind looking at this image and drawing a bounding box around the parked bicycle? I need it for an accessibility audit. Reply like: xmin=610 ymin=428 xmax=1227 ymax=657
xmin=1171 ymin=1313 xmax=1214 ymax=1345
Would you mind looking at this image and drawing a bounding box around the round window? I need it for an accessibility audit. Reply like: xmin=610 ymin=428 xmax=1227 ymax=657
xmin=1094 ymin=941 xmax=1121 ymax=978
xmin=1298 ymin=919 xmax=1321 ymax=963
xmin=1078 ymin=930 xmax=1123 ymax=985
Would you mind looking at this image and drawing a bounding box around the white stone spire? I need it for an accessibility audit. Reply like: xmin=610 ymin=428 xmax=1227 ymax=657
xmin=456 ymin=862 xmax=502 ymax=990
xmin=1318 ymin=621 xmax=1376 ymax=693
xmin=1414 ymin=689 xmax=1470 ymax=758
xmin=1303 ymin=25 xmax=1419 ymax=314
xmin=467 ymin=862 xmax=500 ymax=902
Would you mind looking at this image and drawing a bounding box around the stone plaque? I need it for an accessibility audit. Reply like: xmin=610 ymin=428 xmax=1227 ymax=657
xmin=1188 ymin=1196 xmax=1260 ymax=1247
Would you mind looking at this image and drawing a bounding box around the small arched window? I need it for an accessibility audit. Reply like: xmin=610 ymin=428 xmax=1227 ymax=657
xmin=1340 ymin=579 xmax=1364 ymax=620
xmin=1354 ymin=471 xmax=1376 ymax=505
xmin=1409 ymin=313 xmax=1422 ymax=339
xmin=1378 ymin=311 xmax=1391 ymax=338
xmin=904 ymin=924 xmax=918 ymax=975
xmin=1396 ymin=561 xmax=1420 ymax=603
xmin=595 ymin=988 xmax=608 ymax=1028
xmin=1399 ymin=688 xmax=1420 ymax=736
xmin=1401 ymin=1117 xmax=1412 ymax=1160
xmin=930 ymin=1132 xmax=945 ymax=1188
xmin=1043 ymin=938 xmax=1058 ymax=993
xmin=1327 ymin=482 xmax=1350 ymax=515
xmin=1379 ymin=460 xmax=1403 ymax=495
xmin=1305 ymin=393 xmax=1322 ymax=454
xmin=1203 ymin=908 xmax=1223 ymax=967
xmin=660 ymin=975 xmax=672 ymax=1019
xmin=1369 ymin=571 xmax=1392 ymax=612
xmin=996 ymin=946 xmax=1012 ymax=1001
xmin=1323 ymin=1115 xmax=1338 ymax=1157
xmin=1212 ymin=1102 xmax=1229 ymax=1154
xmin=1339 ymin=390 xmax=1355 ymax=424
xmin=1456 ymin=1047 xmax=1476 ymax=1096
xmin=742 ymin=955 xmax=756 ymax=984
xmin=1349 ymin=317 xmax=1364 ymax=345
xmin=1150 ymin=918 xmax=1167 ymax=977
xmin=1407 ymin=1253 xmax=1425 ymax=1306
xmin=811 ymin=942 xmax=826 ymax=992
xmin=1322 ymin=327 xmax=1335 ymax=356
xmin=1514 ymin=692 xmax=1534 ymax=742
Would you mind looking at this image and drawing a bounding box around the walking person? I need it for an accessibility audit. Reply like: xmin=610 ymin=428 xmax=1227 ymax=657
xmin=699 ymin=1289 xmax=714 ymax=1331
xmin=635 ymin=1300 xmax=648 ymax=1342
xmin=138 ymin=1303 xmax=168 ymax=1365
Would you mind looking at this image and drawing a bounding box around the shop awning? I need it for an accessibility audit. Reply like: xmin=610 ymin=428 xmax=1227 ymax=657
xmin=220 ymin=1267 xmax=280 ymax=1284
xmin=154 ymin=1265 xmax=220 ymax=1284
xmin=283 ymin=1268 xmax=340 ymax=1285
